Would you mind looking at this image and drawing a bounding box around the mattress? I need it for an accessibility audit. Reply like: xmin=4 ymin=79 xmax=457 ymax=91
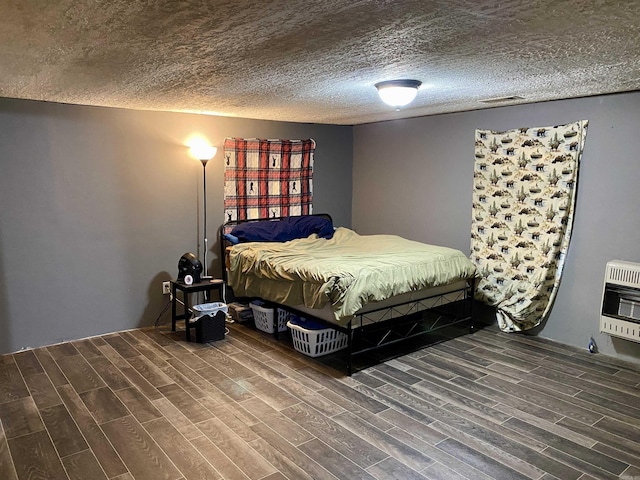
xmin=228 ymin=227 xmax=476 ymax=327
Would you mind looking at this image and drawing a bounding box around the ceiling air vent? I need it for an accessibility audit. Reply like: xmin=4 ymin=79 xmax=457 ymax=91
xmin=479 ymin=96 xmax=525 ymax=104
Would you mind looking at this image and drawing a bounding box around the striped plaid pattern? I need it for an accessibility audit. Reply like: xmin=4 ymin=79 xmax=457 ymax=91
xmin=223 ymin=138 xmax=315 ymax=222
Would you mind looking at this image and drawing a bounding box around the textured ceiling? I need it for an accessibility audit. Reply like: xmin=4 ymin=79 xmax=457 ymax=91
xmin=1 ymin=0 xmax=639 ymax=125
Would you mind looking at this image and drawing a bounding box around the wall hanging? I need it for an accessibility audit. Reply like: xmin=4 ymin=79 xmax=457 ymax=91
xmin=471 ymin=120 xmax=588 ymax=332
xmin=223 ymin=138 xmax=315 ymax=222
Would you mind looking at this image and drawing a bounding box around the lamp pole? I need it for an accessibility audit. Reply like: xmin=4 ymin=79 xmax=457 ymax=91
xmin=201 ymin=158 xmax=209 ymax=279
xmin=189 ymin=142 xmax=217 ymax=280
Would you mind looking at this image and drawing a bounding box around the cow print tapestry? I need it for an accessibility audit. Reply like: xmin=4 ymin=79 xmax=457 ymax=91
xmin=223 ymin=138 xmax=314 ymax=222
xmin=471 ymin=120 xmax=588 ymax=332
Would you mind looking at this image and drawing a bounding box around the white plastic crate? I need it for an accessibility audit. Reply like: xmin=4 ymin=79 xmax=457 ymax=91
xmin=287 ymin=319 xmax=348 ymax=357
xmin=250 ymin=302 xmax=289 ymax=333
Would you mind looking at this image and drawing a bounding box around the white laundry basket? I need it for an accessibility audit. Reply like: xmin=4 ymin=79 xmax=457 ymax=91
xmin=249 ymin=301 xmax=289 ymax=333
xmin=287 ymin=316 xmax=348 ymax=357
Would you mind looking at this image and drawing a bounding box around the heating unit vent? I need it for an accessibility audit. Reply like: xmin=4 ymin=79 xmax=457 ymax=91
xmin=607 ymin=264 xmax=640 ymax=287
xmin=600 ymin=260 xmax=640 ymax=343
xmin=600 ymin=317 xmax=639 ymax=342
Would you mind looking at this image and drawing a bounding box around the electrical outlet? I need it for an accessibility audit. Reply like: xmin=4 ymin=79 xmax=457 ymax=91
xmin=162 ymin=281 xmax=171 ymax=295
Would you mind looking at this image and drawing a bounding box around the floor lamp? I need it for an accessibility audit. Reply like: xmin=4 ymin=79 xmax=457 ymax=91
xmin=190 ymin=143 xmax=217 ymax=279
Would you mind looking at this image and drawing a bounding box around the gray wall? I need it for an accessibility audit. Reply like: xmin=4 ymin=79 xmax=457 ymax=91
xmin=4 ymin=91 xmax=639 ymax=365
xmin=353 ymin=91 xmax=640 ymax=364
xmin=0 ymin=98 xmax=352 ymax=354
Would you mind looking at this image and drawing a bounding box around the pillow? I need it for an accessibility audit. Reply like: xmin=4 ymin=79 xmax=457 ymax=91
xmin=230 ymin=216 xmax=333 ymax=243
xmin=287 ymin=215 xmax=334 ymax=240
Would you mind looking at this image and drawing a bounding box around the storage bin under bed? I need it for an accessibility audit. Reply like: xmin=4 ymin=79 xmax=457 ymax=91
xmin=249 ymin=301 xmax=289 ymax=333
xmin=287 ymin=316 xmax=348 ymax=357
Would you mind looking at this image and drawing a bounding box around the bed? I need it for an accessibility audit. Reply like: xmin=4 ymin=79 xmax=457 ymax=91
xmin=219 ymin=214 xmax=477 ymax=374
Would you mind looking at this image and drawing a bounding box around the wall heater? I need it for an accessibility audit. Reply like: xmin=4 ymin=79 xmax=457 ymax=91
xmin=600 ymin=260 xmax=640 ymax=343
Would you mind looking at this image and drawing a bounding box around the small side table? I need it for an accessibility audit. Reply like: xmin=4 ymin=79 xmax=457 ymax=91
xmin=171 ymin=279 xmax=225 ymax=341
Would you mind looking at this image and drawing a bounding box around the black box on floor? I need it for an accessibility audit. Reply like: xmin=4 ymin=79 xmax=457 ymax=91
xmin=228 ymin=302 xmax=254 ymax=323
xmin=193 ymin=310 xmax=226 ymax=343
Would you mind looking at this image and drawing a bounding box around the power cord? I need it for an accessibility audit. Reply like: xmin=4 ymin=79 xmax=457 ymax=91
xmin=154 ymin=292 xmax=194 ymax=327
xmin=154 ymin=297 xmax=172 ymax=327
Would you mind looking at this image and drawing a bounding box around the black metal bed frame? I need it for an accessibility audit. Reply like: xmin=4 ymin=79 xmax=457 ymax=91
xmin=219 ymin=214 xmax=476 ymax=375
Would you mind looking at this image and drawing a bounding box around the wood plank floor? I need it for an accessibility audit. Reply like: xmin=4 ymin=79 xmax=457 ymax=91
xmin=1 ymin=321 xmax=640 ymax=480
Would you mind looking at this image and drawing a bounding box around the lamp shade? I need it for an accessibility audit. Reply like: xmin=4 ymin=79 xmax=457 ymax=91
xmin=190 ymin=144 xmax=217 ymax=162
xmin=375 ymin=79 xmax=422 ymax=107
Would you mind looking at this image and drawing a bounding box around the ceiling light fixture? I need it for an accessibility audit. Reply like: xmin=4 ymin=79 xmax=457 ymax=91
xmin=375 ymin=79 xmax=422 ymax=107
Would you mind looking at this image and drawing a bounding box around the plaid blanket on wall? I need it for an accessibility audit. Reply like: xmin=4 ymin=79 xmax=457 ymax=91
xmin=223 ymin=138 xmax=315 ymax=222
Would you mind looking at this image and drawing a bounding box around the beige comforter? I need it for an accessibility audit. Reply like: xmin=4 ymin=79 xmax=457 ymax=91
xmin=228 ymin=227 xmax=476 ymax=325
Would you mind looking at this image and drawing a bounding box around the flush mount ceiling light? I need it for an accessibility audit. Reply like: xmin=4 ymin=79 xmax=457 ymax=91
xmin=375 ymin=79 xmax=422 ymax=107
